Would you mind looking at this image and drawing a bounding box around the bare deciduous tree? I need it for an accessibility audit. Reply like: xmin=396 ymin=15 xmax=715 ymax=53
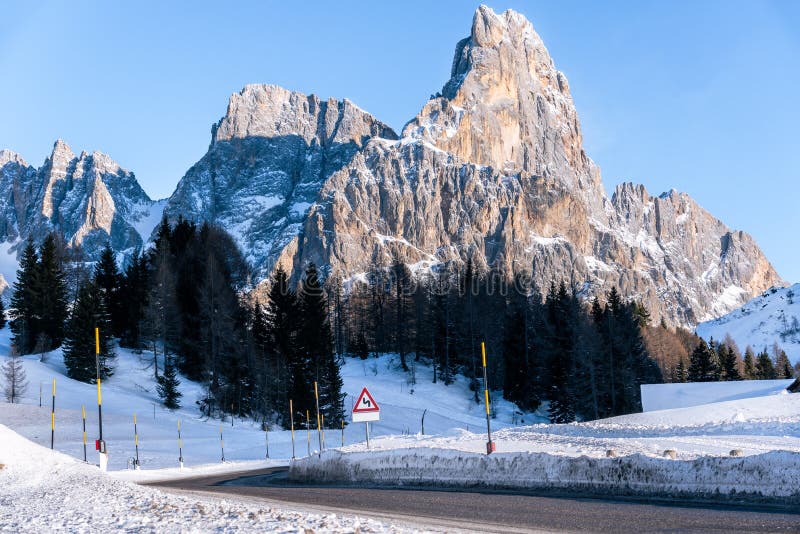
xmin=3 ymin=347 xmax=28 ymax=403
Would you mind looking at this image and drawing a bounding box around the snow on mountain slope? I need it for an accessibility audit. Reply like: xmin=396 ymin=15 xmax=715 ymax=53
xmin=696 ymin=283 xmax=800 ymax=364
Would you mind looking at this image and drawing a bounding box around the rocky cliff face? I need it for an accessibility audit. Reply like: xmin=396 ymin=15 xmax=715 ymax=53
xmin=251 ymin=6 xmax=782 ymax=326
xmin=0 ymin=140 xmax=159 ymax=262
xmin=162 ymin=84 xmax=398 ymax=278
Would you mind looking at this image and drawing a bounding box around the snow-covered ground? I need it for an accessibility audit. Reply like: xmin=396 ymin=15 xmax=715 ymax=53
xmin=0 ymin=423 xmax=422 ymax=533
xmin=292 ymin=390 xmax=800 ymax=503
xmin=697 ymin=283 xmax=800 ymax=364
xmin=0 ymin=325 xmax=531 ymax=473
xmin=640 ymin=379 xmax=794 ymax=411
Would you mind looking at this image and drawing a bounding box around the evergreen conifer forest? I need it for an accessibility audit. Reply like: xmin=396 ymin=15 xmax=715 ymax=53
xmin=7 ymin=220 xmax=796 ymax=426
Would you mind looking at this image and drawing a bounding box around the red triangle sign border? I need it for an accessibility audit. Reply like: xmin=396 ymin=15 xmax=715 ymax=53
xmin=352 ymin=387 xmax=380 ymax=413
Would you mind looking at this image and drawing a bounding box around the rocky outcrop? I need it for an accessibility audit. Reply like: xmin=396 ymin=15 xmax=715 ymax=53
xmin=0 ymin=140 xmax=159 ymax=261
xmin=270 ymin=6 xmax=782 ymax=326
xmin=162 ymin=84 xmax=398 ymax=278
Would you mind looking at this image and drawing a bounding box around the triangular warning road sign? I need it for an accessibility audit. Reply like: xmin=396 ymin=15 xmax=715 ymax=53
xmin=352 ymin=387 xmax=380 ymax=413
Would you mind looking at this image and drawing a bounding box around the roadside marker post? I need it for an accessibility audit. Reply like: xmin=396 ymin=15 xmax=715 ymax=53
xmin=177 ymin=420 xmax=184 ymax=469
xmin=289 ymin=399 xmax=295 ymax=460
xmin=133 ymin=413 xmax=140 ymax=469
xmin=341 ymin=419 xmax=345 ymax=447
xmin=81 ymin=405 xmax=87 ymax=462
xmin=50 ymin=378 xmax=56 ymax=450
xmin=95 ymin=327 xmax=108 ymax=471
xmin=314 ymin=381 xmax=322 ymax=451
xmin=219 ymin=424 xmax=225 ymax=462
xmin=352 ymin=387 xmax=380 ymax=450
xmin=321 ymin=414 xmax=325 ymax=451
xmin=265 ymin=424 xmax=270 ymax=459
xmin=481 ymin=342 xmax=495 ymax=454
xmin=306 ymin=410 xmax=311 ymax=456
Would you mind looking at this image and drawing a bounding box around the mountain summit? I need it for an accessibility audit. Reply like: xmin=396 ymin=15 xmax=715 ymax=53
xmin=0 ymin=6 xmax=783 ymax=327
xmin=0 ymin=139 xmax=159 ymax=259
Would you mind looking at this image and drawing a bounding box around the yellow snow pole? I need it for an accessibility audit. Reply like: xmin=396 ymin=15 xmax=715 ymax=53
xmin=50 ymin=378 xmax=56 ymax=449
xmin=81 ymin=405 xmax=87 ymax=461
xmin=481 ymin=342 xmax=494 ymax=454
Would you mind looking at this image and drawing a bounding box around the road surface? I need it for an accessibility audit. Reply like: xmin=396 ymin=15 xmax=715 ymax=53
xmin=149 ymin=467 xmax=800 ymax=533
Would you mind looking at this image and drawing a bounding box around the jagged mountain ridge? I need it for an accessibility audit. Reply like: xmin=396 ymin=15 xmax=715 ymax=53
xmin=169 ymin=5 xmax=774 ymax=327
xmin=162 ymin=84 xmax=398 ymax=276
xmin=0 ymin=140 xmax=160 ymax=264
xmin=0 ymin=6 xmax=784 ymax=328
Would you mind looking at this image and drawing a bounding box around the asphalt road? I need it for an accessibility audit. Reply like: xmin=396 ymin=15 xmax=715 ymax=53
xmin=149 ymin=467 xmax=800 ymax=533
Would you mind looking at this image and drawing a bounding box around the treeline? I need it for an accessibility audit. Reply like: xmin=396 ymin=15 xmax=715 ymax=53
xmin=325 ymin=259 xmax=663 ymax=422
xmin=9 ymin=227 xmax=795 ymax=427
xmin=672 ymin=337 xmax=795 ymax=382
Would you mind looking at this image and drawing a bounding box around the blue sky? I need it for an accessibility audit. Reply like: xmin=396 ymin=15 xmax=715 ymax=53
xmin=1 ymin=1 xmax=798 ymax=281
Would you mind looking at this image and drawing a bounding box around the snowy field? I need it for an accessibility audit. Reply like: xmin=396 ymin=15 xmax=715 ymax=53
xmin=0 ymin=325 xmax=530 ymax=473
xmin=3 ymin=321 xmax=800 ymax=529
xmin=640 ymin=379 xmax=794 ymax=411
xmin=0 ymin=423 xmax=424 ymax=533
xmin=291 ymin=391 xmax=800 ymax=503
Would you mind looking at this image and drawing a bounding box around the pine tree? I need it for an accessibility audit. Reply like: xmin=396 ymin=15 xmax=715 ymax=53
xmin=2 ymin=350 xmax=27 ymax=403
xmin=773 ymin=344 xmax=793 ymax=379
xmin=157 ymin=357 xmax=182 ymax=409
xmin=502 ymin=305 xmax=528 ymax=407
xmin=63 ymin=279 xmax=114 ymax=383
xmin=10 ymin=238 xmax=39 ymax=354
xmin=265 ymin=266 xmax=297 ymax=422
xmin=718 ymin=344 xmax=742 ymax=381
xmin=0 ymin=297 xmax=6 ymax=330
xmin=142 ymin=245 xmax=179 ymax=379
xmin=755 ymin=348 xmax=777 ymax=379
xmin=688 ymin=340 xmax=718 ymax=382
xmin=776 ymin=351 xmax=794 ymax=378
xmin=119 ymin=251 xmax=149 ymax=348
xmin=743 ymin=346 xmax=757 ymax=379
xmin=351 ymin=331 xmax=370 ymax=360
xmin=673 ymin=358 xmax=688 ymax=382
xmin=94 ymin=242 xmax=124 ymax=338
xmin=37 ymin=233 xmax=68 ymax=350
xmin=296 ymin=264 xmax=343 ymax=425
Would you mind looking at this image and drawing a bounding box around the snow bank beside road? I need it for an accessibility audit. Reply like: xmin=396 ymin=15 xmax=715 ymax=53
xmin=0 ymin=423 xmax=414 ymax=533
xmin=291 ymin=448 xmax=800 ymax=503
xmin=291 ymin=392 xmax=800 ymax=504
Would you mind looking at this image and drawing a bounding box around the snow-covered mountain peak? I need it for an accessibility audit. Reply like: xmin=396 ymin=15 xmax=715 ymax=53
xmin=164 ymin=85 xmax=398 ymax=278
xmin=0 ymin=149 xmax=26 ymax=167
xmin=697 ymin=283 xmax=800 ymax=364
xmin=0 ymin=140 xmax=159 ymax=280
xmin=213 ymin=84 xmax=397 ymax=146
